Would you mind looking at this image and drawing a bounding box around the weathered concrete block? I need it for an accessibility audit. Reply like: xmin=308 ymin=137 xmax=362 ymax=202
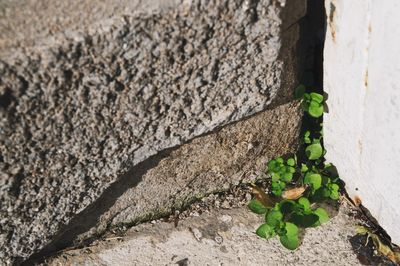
xmin=0 ymin=0 xmax=306 ymax=263
xmin=36 ymin=101 xmax=301 ymax=259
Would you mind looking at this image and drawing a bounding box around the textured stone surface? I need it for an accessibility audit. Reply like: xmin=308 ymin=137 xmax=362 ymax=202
xmin=0 ymin=0 xmax=179 ymax=55
xmin=44 ymin=204 xmax=361 ymax=266
xmin=37 ymin=101 xmax=301 ymax=259
xmin=0 ymin=0 xmax=306 ymax=263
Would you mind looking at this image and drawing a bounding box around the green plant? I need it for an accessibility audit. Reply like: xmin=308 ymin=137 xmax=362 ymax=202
xmin=295 ymin=85 xmax=326 ymax=118
xmin=248 ymin=84 xmax=341 ymax=250
xmin=267 ymin=157 xmax=296 ymax=196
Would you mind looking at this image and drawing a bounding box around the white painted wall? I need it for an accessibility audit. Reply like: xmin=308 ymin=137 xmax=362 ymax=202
xmin=324 ymin=0 xmax=400 ymax=244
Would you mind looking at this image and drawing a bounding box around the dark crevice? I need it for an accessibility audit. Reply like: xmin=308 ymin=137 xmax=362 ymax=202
xmin=301 ymin=1 xmax=400 ymax=265
xmin=10 ymin=172 xmax=25 ymax=198
xmin=0 ymin=88 xmax=15 ymax=109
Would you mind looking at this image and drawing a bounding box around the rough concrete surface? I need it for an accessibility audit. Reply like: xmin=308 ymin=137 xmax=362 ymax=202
xmin=41 ymin=101 xmax=301 ymax=256
xmin=45 ymin=204 xmax=361 ymax=266
xmin=0 ymin=0 xmax=307 ymax=264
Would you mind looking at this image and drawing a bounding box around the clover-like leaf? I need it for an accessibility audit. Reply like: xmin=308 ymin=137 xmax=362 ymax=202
xmin=248 ymin=199 xmax=269 ymax=214
xmin=266 ymin=210 xmax=283 ymax=228
xmin=271 ymin=173 xmax=280 ymax=182
xmin=310 ymin=92 xmax=324 ymax=103
xmin=308 ymin=101 xmax=324 ymax=118
xmin=298 ymin=197 xmax=311 ymax=212
xmin=287 ymin=158 xmax=295 ymax=167
xmin=329 ymin=183 xmax=340 ymax=200
xmin=279 ymin=222 xmax=299 ymax=250
xmin=304 ymin=173 xmax=322 ymax=191
xmin=300 ymin=163 xmax=309 ymax=173
xmin=305 ymin=143 xmax=323 ymax=160
xmin=288 ymin=166 xmax=296 ymax=174
xmin=314 ymin=207 xmax=330 ymax=225
xmin=267 ymin=160 xmax=278 ymax=173
xmin=256 ymin=223 xmax=276 ymax=239
xmin=330 ymin=190 xmax=339 ymax=200
xmin=271 ymin=181 xmax=285 ymax=196
xmin=282 ymin=172 xmax=293 ymax=182
xmin=278 ymin=165 xmax=286 ymax=175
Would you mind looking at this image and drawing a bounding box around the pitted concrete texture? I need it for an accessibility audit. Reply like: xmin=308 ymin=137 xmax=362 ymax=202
xmin=0 ymin=0 xmax=306 ymax=264
xmin=38 ymin=101 xmax=301 ymax=258
xmin=45 ymin=205 xmax=361 ymax=266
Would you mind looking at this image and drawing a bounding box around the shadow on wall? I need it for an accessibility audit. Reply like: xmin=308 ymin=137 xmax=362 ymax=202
xmin=23 ymin=148 xmax=174 ymax=265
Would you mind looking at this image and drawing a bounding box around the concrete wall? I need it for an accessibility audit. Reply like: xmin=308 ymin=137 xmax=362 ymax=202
xmin=0 ymin=0 xmax=308 ymax=264
xmin=324 ymin=0 xmax=400 ymax=244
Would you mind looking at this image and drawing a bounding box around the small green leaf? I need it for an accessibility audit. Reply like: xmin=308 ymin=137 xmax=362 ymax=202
xmin=279 ymin=223 xmax=299 ymax=250
xmin=275 ymin=221 xmax=287 ymax=236
xmin=267 ymin=160 xmax=277 ymax=172
xmin=287 ymin=158 xmax=295 ymax=167
xmin=330 ymin=183 xmax=339 ymax=191
xmin=323 ymin=188 xmax=331 ymax=198
xmin=282 ymin=172 xmax=293 ymax=182
xmin=330 ymin=191 xmax=339 ymax=200
xmin=278 ymin=166 xmax=286 ymax=175
xmin=291 ymin=213 xmax=319 ymax=227
xmin=328 ymin=183 xmax=340 ymax=200
xmin=266 ymin=210 xmax=283 ymax=228
xmin=304 ymin=173 xmax=322 ymax=190
xmin=310 ymin=92 xmax=324 ymax=103
xmin=248 ymin=199 xmax=269 ymax=214
xmin=288 ymin=166 xmax=296 ymax=174
xmin=271 ymin=173 xmax=280 ymax=182
xmin=285 ymin=222 xmax=299 ymax=236
xmin=256 ymin=223 xmax=276 ymax=239
xmin=308 ymin=103 xmax=324 ymax=118
xmin=298 ymin=197 xmax=311 ymax=211
xmin=314 ymin=207 xmax=330 ymax=225
xmin=305 ymin=143 xmax=323 ymax=160
xmin=276 ymin=157 xmax=284 ymax=164
xmin=300 ymin=163 xmax=308 ymax=173
xmin=279 ymin=200 xmax=296 ymax=214
xmin=272 ymin=181 xmax=285 ymax=196
xmin=295 ymin=85 xmax=306 ymax=99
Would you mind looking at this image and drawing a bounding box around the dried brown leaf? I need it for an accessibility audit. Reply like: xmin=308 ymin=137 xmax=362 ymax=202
xmin=357 ymin=226 xmax=400 ymax=264
xmin=251 ymin=185 xmax=276 ymax=208
xmin=282 ymin=186 xmax=306 ymax=200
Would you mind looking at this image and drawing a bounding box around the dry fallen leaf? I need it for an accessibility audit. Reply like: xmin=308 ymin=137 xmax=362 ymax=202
xmin=356 ymin=226 xmax=400 ymax=264
xmin=282 ymin=186 xmax=306 ymax=200
xmin=250 ymin=184 xmax=276 ymax=208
